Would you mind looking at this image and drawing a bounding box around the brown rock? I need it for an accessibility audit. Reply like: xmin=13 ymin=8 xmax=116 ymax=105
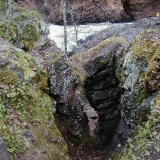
xmin=19 ymin=0 xmax=131 ymax=24
xmin=123 ymin=0 xmax=160 ymax=20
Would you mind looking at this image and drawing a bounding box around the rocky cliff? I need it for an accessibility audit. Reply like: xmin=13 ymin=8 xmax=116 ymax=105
xmin=0 ymin=7 xmax=70 ymax=160
xmin=19 ymin=0 xmax=160 ymax=24
xmin=47 ymin=17 xmax=160 ymax=159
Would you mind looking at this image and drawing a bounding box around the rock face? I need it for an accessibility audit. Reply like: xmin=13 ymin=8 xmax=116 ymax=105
xmin=0 ymin=8 xmax=70 ymax=160
xmin=0 ymin=38 xmax=70 ymax=160
xmin=123 ymin=0 xmax=160 ymax=20
xmin=83 ymin=38 xmax=124 ymax=141
xmin=19 ymin=0 xmax=131 ymax=24
xmin=19 ymin=0 xmax=160 ymax=24
xmin=70 ymin=17 xmax=160 ymax=144
xmin=47 ymin=52 xmax=89 ymax=144
xmin=117 ymin=28 xmax=160 ymax=159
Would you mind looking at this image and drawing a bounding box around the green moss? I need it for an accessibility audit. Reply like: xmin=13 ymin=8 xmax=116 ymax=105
xmin=119 ymin=92 xmax=160 ymax=159
xmin=0 ymin=22 xmax=18 ymax=43
xmin=146 ymin=52 xmax=160 ymax=91
xmin=0 ymin=42 xmax=70 ymax=159
xmin=0 ymin=82 xmax=69 ymax=159
xmin=0 ymin=7 xmax=43 ymax=50
xmin=0 ymin=67 xmax=18 ymax=85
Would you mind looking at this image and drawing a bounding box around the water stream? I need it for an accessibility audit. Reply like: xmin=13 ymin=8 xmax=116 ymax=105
xmin=48 ymin=22 xmax=131 ymax=53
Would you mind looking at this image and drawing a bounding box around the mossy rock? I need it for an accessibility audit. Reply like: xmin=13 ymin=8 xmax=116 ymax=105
xmin=0 ymin=38 xmax=70 ymax=159
xmin=0 ymin=6 xmax=48 ymax=51
xmin=115 ymin=29 xmax=160 ymax=159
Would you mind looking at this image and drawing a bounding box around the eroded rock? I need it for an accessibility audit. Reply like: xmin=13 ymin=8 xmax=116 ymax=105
xmin=47 ymin=54 xmax=89 ymax=144
xmin=71 ymin=17 xmax=160 ymax=145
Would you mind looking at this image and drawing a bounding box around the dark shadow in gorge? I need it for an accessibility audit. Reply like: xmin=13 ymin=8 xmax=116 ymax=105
xmin=84 ymin=59 xmax=121 ymax=144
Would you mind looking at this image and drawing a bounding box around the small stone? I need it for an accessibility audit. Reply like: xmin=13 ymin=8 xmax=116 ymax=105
xmin=118 ymin=144 xmax=121 ymax=147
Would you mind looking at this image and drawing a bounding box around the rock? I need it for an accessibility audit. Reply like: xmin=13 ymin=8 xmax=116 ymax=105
xmin=80 ymin=17 xmax=160 ymax=52
xmin=0 ymin=139 xmax=8 ymax=160
xmin=70 ymin=17 xmax=160 ymax=145
xmin=123 ymin=0 xmax=160 ymax=20
xmin=19 ymin=0 xmax=160 ymax=24
xmin=19 ymin=0 xmax=131 ymax=24
xmin=83 ymin=38 xmax=125 ymax=141
xmin=117 ymin=28 xmax=160 ymax=127
xmin=0 ymin=38 xmax=70 ymax=160
xmin=48 ymin=54 xmax=90 ymax=144
xmin=0 ymin=7 xmax=49 ymax=51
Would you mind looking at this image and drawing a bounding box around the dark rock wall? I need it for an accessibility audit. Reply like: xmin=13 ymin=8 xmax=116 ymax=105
xmin=123 ymin=0 xmax=160 ymax=20
xmin=84 ymin=42 xmax=122 ymax=141
xmin=47 ymin=54 xmax=89 ymax=144
xmin=71 ymin=17 xmax=160 ymax=144
xmin=19 ymin=0 xmax=160 ymax=24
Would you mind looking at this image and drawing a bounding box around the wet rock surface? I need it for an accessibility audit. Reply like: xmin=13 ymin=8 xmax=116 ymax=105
xmin=47 ymin=54 xmax=89 ymax=144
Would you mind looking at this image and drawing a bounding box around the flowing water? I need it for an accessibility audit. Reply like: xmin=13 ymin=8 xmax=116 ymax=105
xmin=48 ymin=22 xmax=131 ymax=53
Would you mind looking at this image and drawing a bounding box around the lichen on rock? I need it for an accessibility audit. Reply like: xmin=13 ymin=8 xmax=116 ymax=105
xmin=0 ymin=38 xmax=70 ymax=160
xmin=0 ymin=6 xmax=49 ymax=51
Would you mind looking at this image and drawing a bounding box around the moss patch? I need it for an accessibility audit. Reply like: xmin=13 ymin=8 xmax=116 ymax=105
xmin=119 ymin=92 xmax=160 ymax=160
xmin=0 ymin=67 xmax=18 ymax=85
xmin=0 ymin=7 xmax=44 ymax=51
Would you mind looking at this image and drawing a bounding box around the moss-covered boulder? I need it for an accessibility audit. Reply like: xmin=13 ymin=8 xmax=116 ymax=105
xmin=116 ymin=29 xmax=160 ymax=159
xmin=0 ymin=5 xmax=49 ymax=51
xmin=0 ymin=38 xmax=70 ymax=160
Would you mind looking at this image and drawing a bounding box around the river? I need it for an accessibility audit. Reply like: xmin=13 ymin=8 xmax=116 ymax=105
xmin=48 ymin=22 xmax=132 ymax=53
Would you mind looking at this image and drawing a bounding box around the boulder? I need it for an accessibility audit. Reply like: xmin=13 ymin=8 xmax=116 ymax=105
xmin=0 ymin=38 xmax=70 ymax=160
xmin=47 ymin=53 xmax=90 ymax=144
xmin=0 ymin=7 xmax=49 ymax=51
xmin=117 ymin=29 xmax=160 ymax=159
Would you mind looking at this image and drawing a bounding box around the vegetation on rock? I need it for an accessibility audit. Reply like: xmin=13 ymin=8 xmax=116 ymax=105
xmin=0 ymin=20 xmax=70 ymax=160
xmin=0 ymin=5 xmax=48 ymax=51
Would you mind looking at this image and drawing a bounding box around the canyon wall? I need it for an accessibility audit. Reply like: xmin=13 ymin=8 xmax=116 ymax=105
xmin=19 ymin=0 xmax=160 ymax=24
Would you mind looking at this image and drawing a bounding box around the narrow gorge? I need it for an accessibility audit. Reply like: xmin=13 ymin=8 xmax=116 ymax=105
xmin=0 ymin=0 xmax=160 ymax=160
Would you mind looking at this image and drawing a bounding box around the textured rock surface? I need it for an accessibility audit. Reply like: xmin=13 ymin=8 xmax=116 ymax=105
xmin=19 ymin=0 xmax=131 ymax=24
xmin=123 ymin=0 xmax=160 ymax=20
xmin=0 ymin=139 xmax=8 ymax=160
xmin=19 ymin=0 xmax=160 ymax=24
xmin=0 ymin=38 xmax=70 ymax=160
xmin=0 ymin=7 xmax=49 ymax=51
xmin=117 ymin=29 xmax=160 ymax=159
xmin=71 ymin=17 xmax=160 ymax=145
xmin=47 ymin=53 xmax=90 ymax=144
xmin=83 ymin=38 xmax=125 ymax=141
xmin=79 ymin=17 xmax=160 ymax=52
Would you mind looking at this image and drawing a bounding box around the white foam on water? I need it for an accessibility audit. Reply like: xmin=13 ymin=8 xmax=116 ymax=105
xmin=48 ymin=22 xmax=132 ymax=52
